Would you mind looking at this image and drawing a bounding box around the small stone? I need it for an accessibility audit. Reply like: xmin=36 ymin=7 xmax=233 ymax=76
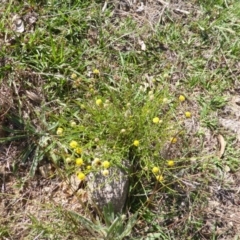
xmin=87 ymin=163 xmax=129 ymax=213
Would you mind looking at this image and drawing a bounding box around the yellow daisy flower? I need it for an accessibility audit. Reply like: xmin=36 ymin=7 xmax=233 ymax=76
xmin=76 ymin=158 xmax=84 ymax=166
xmin=75 ymin=147 xmax=82 ymax=154
xmin=133 ymin=140 xmax=140 ymax=147
xmin=69 ymin=140 xmax=78 ymax=149
xmin=93 ymin=69 xmax=100 ymax=75
xmin=102 ymin=169 xmax=109 ymax=177
xmin=156 ymin=175 xmax=164 ymax=182
xmin=152 ymin=117 xmax=160 ymax=124
xmin=96 ymin=99 xmax=103 ymax=106
xmin=179 ymin=95 xmax=185 ymax=102
xmin=102 ymin=161 xmax=110 ymax=169
xmin=185 ymin=111 xmax=191 ymax=118
xmin=77 ymin=172 xmax=86 ymax=181
xmin=152 ymin=166 xmax=160 ymax=174
xmin=167 ymin=160 xmax=175 ymax=167
xmin=71 ymin=73 xmax=77 ymax=79
xmin=56 ymin=127 xmax=63 ymax=136
xmin=170 ymin=137 xmax=177 ymax=144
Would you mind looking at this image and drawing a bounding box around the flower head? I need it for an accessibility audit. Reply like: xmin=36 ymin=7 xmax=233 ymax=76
xmin=185 ymin=111 xmax=191 ymax=118
xmin=156 ymin=175 xmax=164 ymax=182
xmin=65 ymin=157 xmax=72 ymax=163
xmin=92 ymin=158 xmax=101 ymax=167
xmin=162 ymin=98 xmax=169 ymax=103
xmin=93 ymin=69 xmax=100 ymax=75
xmin=170 ymin=137 xmax=177 ymax=144
xmin=167 ymin=160 xmax=175 ymax=167
xmin=133 ymin=140 xmax=140 ymax=147
xmin=152 ymin=117 xmax=161 ymax=124
xmin=120 ymin=129 xmax=126 ymax=134
xmin=71 ymin=73 xmax=77 ymax=79
xmin=102 ymin=169 xmax=109 ymax=177
xmin=87 ymin=165 xmax=91 ymax=170
xmin=76 ymin=158 xmax=84 ymax=166
xmin=69 ymin=140 xmax=78 ymax=149
xmin=102 ymin=161 xmax=110 ymax=169
xmin=70 ymin=121 xmax=77 ymax=127
xmin=96 ymin=99 xmax=103 ymax=106
xmin=80 ymin=104 xmax=85 ymax=109
xmin=179 ymin=95 xmax=185 ymax=102
xmin=77 ymin=172 xmax=86 ymax=181
xmin=75 ymin=147 xmax=82 ymax=154
xmin=56 ymin=127 xmax=63 ymax=136
xmin=152 ymin=166 xmax=160 ymax=174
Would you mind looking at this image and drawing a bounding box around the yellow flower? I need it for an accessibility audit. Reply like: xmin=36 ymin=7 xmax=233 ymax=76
xmin=71 ymin=73 xmax=77 ymax=79
xmin=167 ymin=160 xmax=175 ymax=167
xmin=163 ymin=73 xmax=169 ymax=78
xmin=65 ymin=157 xmax=72 ymax=163
xmin=170 ymin=137 xmax=177 ymax=143
xmin=70 ymin=121 xmax=77 ymax=127
xmin=92 ymin=158 xmax=101 ymax=167
xmin=75 ymin=147 xmax=82 ymax=154
xmin=96 ymin=99 xmax=103 ymax=106
xmin=162 ymin=98 xmax=168 ymax=103
xmin=77 ymin=172 xmax=86 ymax=181
xmin=185 ymin=111 xmax=191 ymax=118
xmin=179 ymin=95 xmax=185 ymax=102
xmin=86 ymin=165 xmax=91 ymax=170
xmin=126 ymin=103 xmax=131 ymax=108
xmin=102 ymin=169 xmax=109 ymax=177
xmin=56 ymin=127 xmax=63 ymax=136
xmin=69 ymin=140 xmax=78 ymax=149
xmin=93 ymin=69 xmax=100 ymax=75
xmin=120 ymin=129 xmax=126 ymax=134
xmin=152 ymin=117 xmax=160 ymax=124
xmin=76 ymin=158 xmax=84 ymax=166
xmin=80 ymin=104 xmax=85 ymax=109
xmin=102 ymin=161 xmax=110 ymax=169
xmin=156 ymin=175 xmax=164 ymax=182
xmin=133 ymin=140 xmax=140 ymax=147
xmin=152 ymin=167 xmax=160 ymax=174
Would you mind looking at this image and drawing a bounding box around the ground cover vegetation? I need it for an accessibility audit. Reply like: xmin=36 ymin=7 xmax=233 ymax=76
xmin=0 ymin=0 xmax=240 ymax=239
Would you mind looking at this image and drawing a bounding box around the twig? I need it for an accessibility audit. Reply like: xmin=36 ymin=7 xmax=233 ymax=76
xmin=174 ymin=8 xmax=190 ymax=15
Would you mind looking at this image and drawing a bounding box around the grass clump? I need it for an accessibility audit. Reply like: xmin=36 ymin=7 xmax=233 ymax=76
xmin=49 ymin=77 xmax=180 ymax=189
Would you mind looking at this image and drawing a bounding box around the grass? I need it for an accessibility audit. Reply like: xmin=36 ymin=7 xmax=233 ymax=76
xmin=1 ymin=0 xmax=240 ymax=239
